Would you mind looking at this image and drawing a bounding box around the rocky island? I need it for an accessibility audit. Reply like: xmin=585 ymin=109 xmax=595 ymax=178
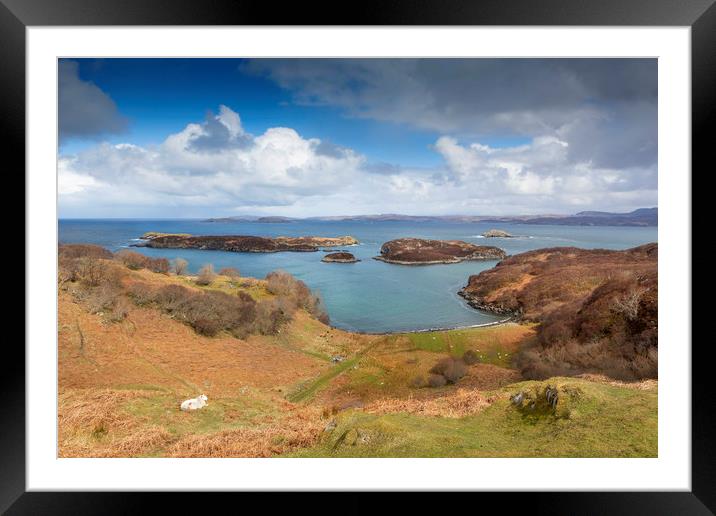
xmin=134 ymin=233 xmax=358 ymax=253
xmin=374 ymin=238 xmax=507 ymax=265
xmin=322 ymin=252 xmax=360 ymax=263
xmin=482 ymin=229 xmax=513 ymax=238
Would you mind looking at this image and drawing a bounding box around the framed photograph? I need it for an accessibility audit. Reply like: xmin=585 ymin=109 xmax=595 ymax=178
xmin=8 ymin=0 xmax=710 ymax=511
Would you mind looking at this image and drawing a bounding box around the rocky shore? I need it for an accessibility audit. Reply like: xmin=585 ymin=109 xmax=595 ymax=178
xmin=322 ymin=252 xmax=360 ymax=263
xmin=374 ymin=238 xmax=507 ymax=265
xmin=134 ymin=233 xmax=358 ymax=253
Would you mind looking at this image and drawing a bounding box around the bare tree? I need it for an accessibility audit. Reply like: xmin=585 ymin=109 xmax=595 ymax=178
xmin=172 ymin=257 xmax=188 ymax=275
xmin=219 ymin=267 xmax=240 ymax=279
xmin=195 ymin=264 xmax=217 ymax=286
xmin=611 ymin=287 xmax=648 ymax=320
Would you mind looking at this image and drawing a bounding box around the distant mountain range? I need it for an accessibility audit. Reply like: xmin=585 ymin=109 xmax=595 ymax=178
xmin=204 ymin=216 xmax=294 ymax=223
xmin=203 ymin=208 xmax=657 ymax=227
xmin=510 ymin=208 xmax=657 ymax=227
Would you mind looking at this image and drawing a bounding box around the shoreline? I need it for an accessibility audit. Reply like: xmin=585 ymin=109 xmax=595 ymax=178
xmin=373 ymin=255 xmax=504 ymax=266
xmin=338 ymin=316 xmax=515 ymax=336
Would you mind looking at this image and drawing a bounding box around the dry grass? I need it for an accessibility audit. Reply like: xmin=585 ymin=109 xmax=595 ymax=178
xmin=58 ymin=290 xmax=327 ymax=396
xmin=167 ymin=407 xmax=324 ymax=457
xmin=58 ymin=388 xmax=173 ymax=457
xmin=576 ymin=373 xmax=658 ymax=391
xmin=364 ymin=388 xmax=492 ymax=418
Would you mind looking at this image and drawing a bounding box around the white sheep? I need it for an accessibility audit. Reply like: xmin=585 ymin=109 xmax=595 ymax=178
xmin=180 ymin=394 xmax=208 ymax=411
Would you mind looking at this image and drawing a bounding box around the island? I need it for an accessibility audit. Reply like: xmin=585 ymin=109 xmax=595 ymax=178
xmin=322 ymin=252 xmax=360 ymax=263
xmin=482 ymin=229 xmax=513 ymax=238
xmin=134 ymin=233 xmax=358 ymax=253
xmin=374 ymin=238 xmax=507 ymax=265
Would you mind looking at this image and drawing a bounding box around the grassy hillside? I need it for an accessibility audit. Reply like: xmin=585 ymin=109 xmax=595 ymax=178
xmin=460 ymin=244 xmax=658 ymax=380
xmin=57 ymin=244 xmax=657 ymax=458
xmin=290 ymin=377 xmax=657 ymax=458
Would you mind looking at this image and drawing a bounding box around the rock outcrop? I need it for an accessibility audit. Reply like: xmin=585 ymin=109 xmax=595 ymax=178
xmin=482 ymin=229 xmax=513 ymax=238
xmin=135 ymin=233 xmax=358 ymax=253
xmin=374 ymin=238 xmax=507 ymax=265
xmin=322 ymin=252 xmax=360 ymax=263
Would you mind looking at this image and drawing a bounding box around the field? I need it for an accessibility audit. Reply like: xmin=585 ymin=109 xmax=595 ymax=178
xmin=58 ymin=251 xmax=657 ymax=458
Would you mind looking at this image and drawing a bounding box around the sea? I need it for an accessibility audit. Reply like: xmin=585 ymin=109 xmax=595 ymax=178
xmin=58 ymin=219 xmax=658 ymax=334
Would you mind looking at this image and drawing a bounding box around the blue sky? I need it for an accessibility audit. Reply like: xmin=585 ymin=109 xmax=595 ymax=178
xmin=58 ymin=58 xmax=657 ymax=218
xmin=62 ymin=58 xmax=517 ymax=168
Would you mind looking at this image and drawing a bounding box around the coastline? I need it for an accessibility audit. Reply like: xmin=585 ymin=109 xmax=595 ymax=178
xmin=373 ymin=255 xmax=504 ymax=266
xmin=340 ymin=315 xmax=515 ymax=336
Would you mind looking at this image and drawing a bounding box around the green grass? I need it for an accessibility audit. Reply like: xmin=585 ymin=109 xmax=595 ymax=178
xmin=122 ymin=391 xmax=277 ymax=437
xmin=405 ymin=328 xmax=514 ymax=367
xmin=287 ymin=377 xmax=657 ymax=458
xmin=287 ymin=356 xmax=361 ymax=403
xmin=178 ymin=275 xmax=271 ymax=301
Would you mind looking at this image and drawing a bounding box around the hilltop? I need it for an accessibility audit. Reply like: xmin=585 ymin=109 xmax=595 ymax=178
xmin=459 ymin=243 xmax=658 ymax=380
xmin=57 ymin=243 xmax=657 ymax=458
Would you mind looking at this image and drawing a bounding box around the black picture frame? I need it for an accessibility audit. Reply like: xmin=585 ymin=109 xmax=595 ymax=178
xmin=5 ymin=0 xmax=709 ymax=512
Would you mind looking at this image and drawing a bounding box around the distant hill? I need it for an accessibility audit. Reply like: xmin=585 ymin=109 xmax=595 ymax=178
xmin=204 ymin=216 xmax=296 ymax=223
xmin=518 ymin=208 xmax=657 ymax=227
xmin=203 ymin=208 xmax=657 ymax=227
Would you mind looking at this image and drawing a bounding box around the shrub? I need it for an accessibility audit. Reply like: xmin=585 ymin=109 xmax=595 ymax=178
xmin=126 ymin=282 xmax=156 ymax=305
xmin=58 ymin=243 xmax=113 ymax=260
xmin=190 ymin=317 xmax=224 ymax=336
xmin=75 ymin=257 xmax=108 ymax=287
xmin=115 ymin=250 xmax=150 ymax=270
xmin=172 ymin=257 xmax=188 ymax=275
xmin=252 ymin=298 xmax=293 ymax=335
xmin=105 ymin=296 xmax=131 ymax=323
xmin=114 ymin=250 xmax=169 ymax=274
xmin=180 ymin=290 xmax=257 ymax=337
xmin=195 ymin=264 xmax=216 ymax=286
xmin=73 ymin=257 xmax=126 ymax=289
xmin=154 ymin=284 xmax=193 ymax=312
xmin=84 ymin=282 xmax=123 ymax=314
xmin=428 ymin=374 xmax=447 ymax=388
xmin=265 ymin=270 xmax=329 ymax=324
xmin=219 ymin=267 xmax=240 ymax=279
xmin=266 ymin=270 xmax=296 ymax=297
xmin=147 ymin=257 xmax=170 ymax=274
xmin=462 ymin=350 xmax=480 ymax=365
xmin=410 ymin=375 xmax=427 ymax=388
xmin=150 ymin=285 xmax=258 ymax=338
xmin=429 ymin=357 xmax=467 ymax=384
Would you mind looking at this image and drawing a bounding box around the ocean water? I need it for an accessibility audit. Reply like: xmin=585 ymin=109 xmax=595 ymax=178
xmin=58 ymin=219 xmax=657 ymax=333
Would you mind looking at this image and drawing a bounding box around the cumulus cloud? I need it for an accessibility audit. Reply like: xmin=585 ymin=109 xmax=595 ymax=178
xmin=58 ymin=105 xmax=656 ymax=218
xmin=59 ymin=106 xmax=368 ymax=216
xmin=59 ymin=60 xmax=128 ymax=141
xmin=431 ymin=135 xmax=656 ymax=211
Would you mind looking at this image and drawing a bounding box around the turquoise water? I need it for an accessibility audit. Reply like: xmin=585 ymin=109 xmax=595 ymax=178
xmin=58 ymin=219 xmax=657 ymax=333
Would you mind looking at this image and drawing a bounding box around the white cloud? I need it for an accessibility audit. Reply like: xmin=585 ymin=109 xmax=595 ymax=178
xmin=432 ymin=135 xmax=656 ymax=211
xmin=58 ymin=106 xmax=657 ymax=218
